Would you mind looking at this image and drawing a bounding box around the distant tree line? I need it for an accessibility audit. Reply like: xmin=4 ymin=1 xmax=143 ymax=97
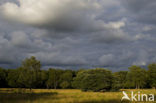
xmin=0 ymin=56 xmax=156 ymax=92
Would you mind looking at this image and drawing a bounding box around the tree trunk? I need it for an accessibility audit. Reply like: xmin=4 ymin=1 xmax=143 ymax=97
xmin=138 ymin=84 xmax=140 ymax=89
xmin=46 ymin=84 xmax=49 ymax=89
xmin=54 ymin=81 xmax=58 ymax=89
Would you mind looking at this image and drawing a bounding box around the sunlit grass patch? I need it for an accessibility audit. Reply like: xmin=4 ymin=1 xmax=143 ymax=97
xmin=0 ymin=88 xmax=156 ymax=103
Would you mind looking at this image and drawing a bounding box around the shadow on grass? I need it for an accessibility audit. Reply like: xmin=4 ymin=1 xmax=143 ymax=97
xmin=0 ymin=92 xmax=57 ymax=103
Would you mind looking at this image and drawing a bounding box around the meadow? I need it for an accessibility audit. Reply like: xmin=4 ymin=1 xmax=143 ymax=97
xmin=0 ymin=88 xmax=156 ymax=103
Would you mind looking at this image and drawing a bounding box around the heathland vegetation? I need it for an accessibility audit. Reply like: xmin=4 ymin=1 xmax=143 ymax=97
xmin=0 ymin=56 xmax=156 ymax=92
xmin=0 ymin=89 xmax=155 ymax=103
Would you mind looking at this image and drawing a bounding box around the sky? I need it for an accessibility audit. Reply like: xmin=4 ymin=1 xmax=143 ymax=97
xmin=0 ymin=0 xmax=156 ymax=71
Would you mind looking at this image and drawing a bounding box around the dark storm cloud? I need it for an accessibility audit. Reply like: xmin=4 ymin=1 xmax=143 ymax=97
xmin=0 ymin=0 xmax=156 ymax=71
xmin=121 ymin=0 xmax=156 ymax=24
xmin=0 ymin=0 xmax=128 ymax=35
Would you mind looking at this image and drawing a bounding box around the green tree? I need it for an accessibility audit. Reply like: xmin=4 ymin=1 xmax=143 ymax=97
xmin=59 ymin=70 xmax=73 ymax=89
xmin=22 ymin=56 xmax=41 ymax=71
xmin=0 ymin=68 xmax=7 ymax=88
xmin=148 ymin=63 xmax=156 ymax=89
xmin=7 ymin=69 xmax=20 ymax=88
xmin=18 ymin=56 xmax=41 ymax=90
xmin=73 ymin=68 xmax=113 ymax=92
xmin=113 ymin=71 xmax=128 ymax=90
xmin=46 ymin=69 xmax=63 ymax=89
xmin=126 ymin=65 xmax=147 ymax=89
xmin=39 ymin=70 xmax=48 ymax=88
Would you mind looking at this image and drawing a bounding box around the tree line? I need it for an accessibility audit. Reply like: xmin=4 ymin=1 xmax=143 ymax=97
xmin=0 ymin=56 xmax=156 ymax=92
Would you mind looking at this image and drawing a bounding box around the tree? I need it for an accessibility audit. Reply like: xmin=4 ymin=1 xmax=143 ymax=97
xmin=73 ymin=68 xmax=113 ymax=92
xmin=126 ymin=65 xmax=147 ymax=89
xmin=113 ymin=71 xmax=128 ymax=90
xmin=46 ymin=69 xmax=63 ymax=89
xmin=22 ymin=56 xmax=41 ymax=71
xmin=59 ymin=70 xmax=73 ymax=89
xmin=18 ymin=56 xmax=41 ymax=90
xmin=39 ymin=70 xmax=48 ymax=88
xmin=148 ymin=63 xmax=156 ymax=89
xmin=7 ymin=69 xmax=20 ymax=88
xmin=0 ymin=68 xmax=7 ymax=88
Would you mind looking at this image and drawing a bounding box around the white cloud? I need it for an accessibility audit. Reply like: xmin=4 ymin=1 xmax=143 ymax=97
xmin=0 ymin=0 xmax=101 ymax=31
xmin=107 ymin=21 xmax=125 ymax=29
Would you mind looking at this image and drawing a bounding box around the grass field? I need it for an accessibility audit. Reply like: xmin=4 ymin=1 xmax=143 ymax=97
xmin=0 ymin=88 xmax=156 ymax=103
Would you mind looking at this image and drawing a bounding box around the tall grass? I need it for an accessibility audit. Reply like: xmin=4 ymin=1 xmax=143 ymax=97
xmin=0 ymin=88 xmax=155 ymax=103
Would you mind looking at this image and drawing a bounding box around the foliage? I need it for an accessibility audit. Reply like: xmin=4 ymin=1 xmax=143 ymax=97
xmin=60 ymin=81 xmax=70 ymax=89
xmin=7 ymin=69 xmax=21 ymax=88
xmin=18 ymin=56 xmax=41 ymax=89
xmin=148 ymin=63 xmax=156 ymax=88
xmin=59 ymin=70 xmax=73 ymax=88
xmin=46 ymin=69 xmax=63 ymax=89
xmin=73 ymin=68 xmax=113 ymax=92
xmin=112 ymin=71 xmax=128 ymax=90
xmin=125 ymin=65 xmax=147 ymax=89
xmin=0 ymin=56 xmax=156 ymax=91
xmin=0 ymin=68 xmax=7 ymax=87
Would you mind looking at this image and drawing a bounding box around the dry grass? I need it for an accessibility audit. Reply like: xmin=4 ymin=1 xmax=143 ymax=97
xmin=0 ymin=88 xmax=156 ymax=103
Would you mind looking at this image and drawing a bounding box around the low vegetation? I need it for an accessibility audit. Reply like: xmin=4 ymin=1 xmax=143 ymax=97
xmin=0 ymin=88 xmax=156 ymax=103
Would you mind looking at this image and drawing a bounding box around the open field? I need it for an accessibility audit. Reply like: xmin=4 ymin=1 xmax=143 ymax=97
xmin=0 ymin=88 xmax=156 ymax=103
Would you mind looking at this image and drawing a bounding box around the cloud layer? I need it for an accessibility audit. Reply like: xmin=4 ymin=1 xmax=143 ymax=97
xmin=1 ymin=0 xmax=101 ymax=31
xmin=0 ymin=0 xmax=156 ymax=71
